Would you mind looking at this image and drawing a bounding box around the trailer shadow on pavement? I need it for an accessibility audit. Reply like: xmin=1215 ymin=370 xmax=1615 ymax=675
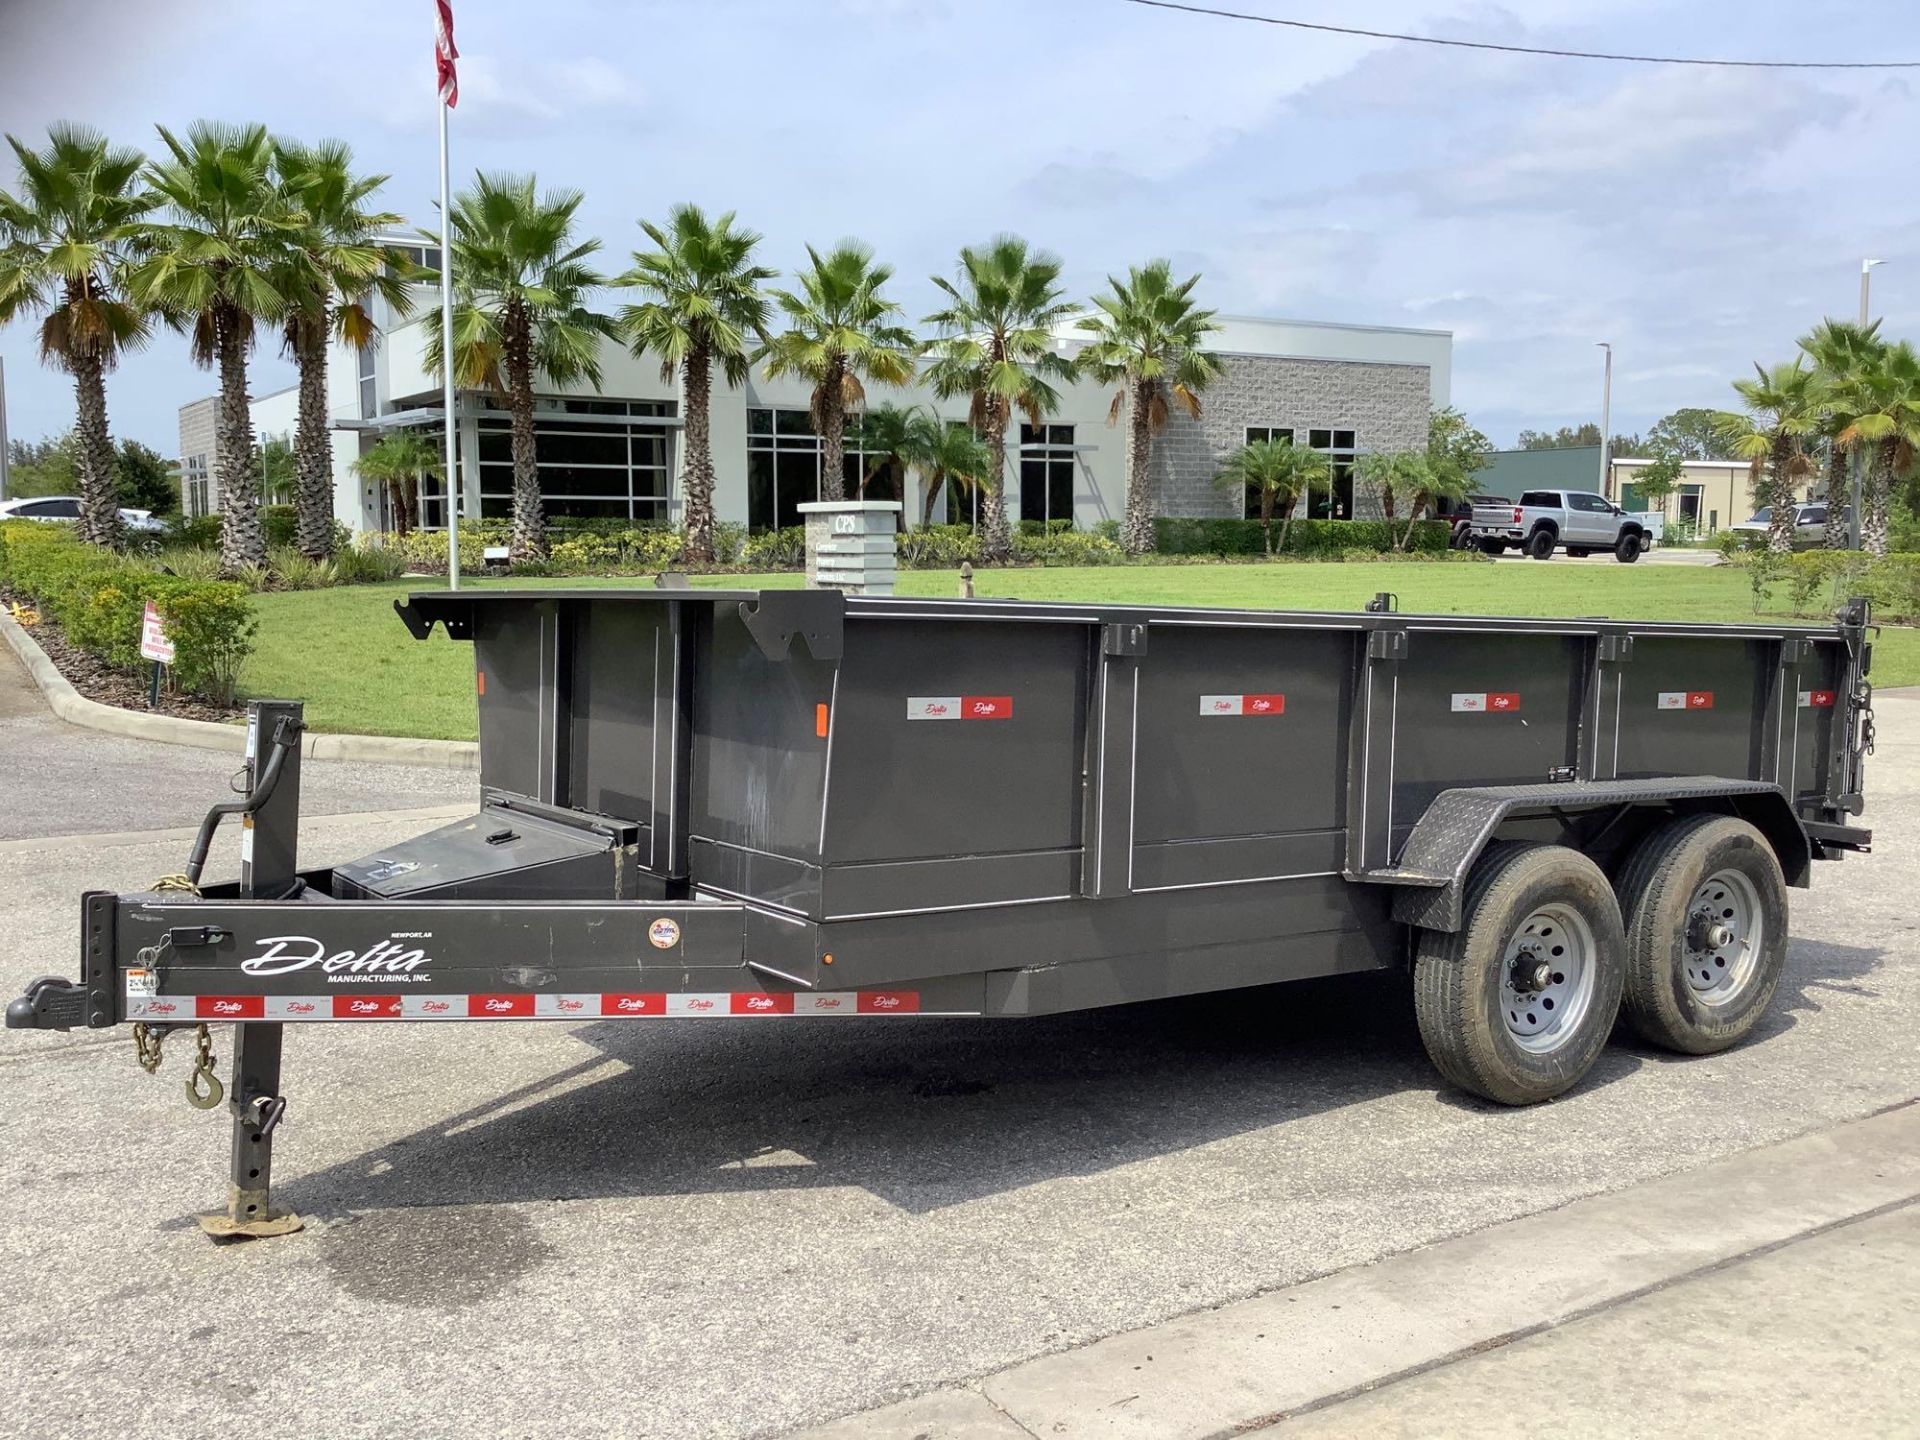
xmin=240 ymin=929 xmax=1884 ymax=1227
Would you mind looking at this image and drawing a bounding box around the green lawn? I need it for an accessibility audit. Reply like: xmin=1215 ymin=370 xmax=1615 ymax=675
xmin=242 ymin=562 xmax=1914 ymax=740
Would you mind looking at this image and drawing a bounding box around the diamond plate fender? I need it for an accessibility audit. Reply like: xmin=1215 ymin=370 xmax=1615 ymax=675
xmin=1352 ymin=776 xmax=1812 ymax=933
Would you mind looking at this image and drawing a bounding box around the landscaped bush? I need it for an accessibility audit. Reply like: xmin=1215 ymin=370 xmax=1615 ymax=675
xmin=1859 ymin=554 xmax=1920 ymax=621
xmin=1012 ymin=529 xmax=1125 ymax=566
xmin=898 ymin=524 xmax=981 ymax=568
xmin=0 ymin=522 xmax=256 ymax=703
xmin=334 ymin=540 xmax=408 ymax=584
xmin=1151 ymin=517 xmax=1450 ymax=557
xmin=740 ymin=527 xmax=805 ymax=570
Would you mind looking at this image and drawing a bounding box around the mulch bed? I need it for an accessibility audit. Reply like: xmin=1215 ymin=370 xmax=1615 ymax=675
xmin=2 ymin=589 xmax=244 ymax=725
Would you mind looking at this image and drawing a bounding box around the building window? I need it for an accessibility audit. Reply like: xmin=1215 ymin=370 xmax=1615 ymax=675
xmin=1307 ymin=427 xmax=1357 ymax=520
xmin=1018 ymin=424 xmax=1076 ymax=528
xmin=745 ymin=407 xmax=876 ymax=531
xmin=183 ymin=454 xmax=210 ymax=519
xmin=462 ymin=399 xmax=678 ymax=527
xmin=358 ymin=345 xmax=378 ymax=420
xmin=1241 ymin=426 xmax=1295 ymax=519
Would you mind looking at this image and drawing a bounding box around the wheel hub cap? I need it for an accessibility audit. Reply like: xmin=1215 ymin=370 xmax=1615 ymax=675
xmin=1685 ymin=869 xmax=1763 ymax=1005
xmin=1501 ymin=905 xmax=1598 ymax=1053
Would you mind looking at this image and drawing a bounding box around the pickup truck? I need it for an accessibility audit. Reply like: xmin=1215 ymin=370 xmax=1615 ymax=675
xmin=1471 ymin=489 xmax=1650 ymax=562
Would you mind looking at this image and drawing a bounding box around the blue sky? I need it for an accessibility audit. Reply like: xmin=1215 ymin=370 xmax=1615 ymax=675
xmin=2 ymin=0 xmax=1914 ymax=455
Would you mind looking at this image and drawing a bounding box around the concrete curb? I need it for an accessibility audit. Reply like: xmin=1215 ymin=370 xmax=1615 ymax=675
xmin=0 ymin=609 xmax=478 ymax=770
xmin=787 ymin=1102 xmax=1920 ymax=1440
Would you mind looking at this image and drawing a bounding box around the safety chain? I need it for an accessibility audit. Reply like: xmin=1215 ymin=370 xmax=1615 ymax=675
xmin=130 ymin=873 xmax=226 ymax=1110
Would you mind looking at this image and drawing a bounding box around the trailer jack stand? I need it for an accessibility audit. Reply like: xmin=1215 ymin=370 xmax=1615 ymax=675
xmin=196 ymin=1022 xmax=302 ymax=1242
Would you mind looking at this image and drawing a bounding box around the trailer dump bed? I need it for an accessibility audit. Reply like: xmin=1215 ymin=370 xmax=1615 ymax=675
xmin=7 ymin=585 xmax=1875 ymax=1234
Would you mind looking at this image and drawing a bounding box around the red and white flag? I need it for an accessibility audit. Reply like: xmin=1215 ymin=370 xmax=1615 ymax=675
xmin=435 ymin=0 xmax=459 ymax=108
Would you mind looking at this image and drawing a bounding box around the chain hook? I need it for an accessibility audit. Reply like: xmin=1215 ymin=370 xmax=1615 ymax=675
xmin=184 ymin=1024 xmax=224 ymax=1110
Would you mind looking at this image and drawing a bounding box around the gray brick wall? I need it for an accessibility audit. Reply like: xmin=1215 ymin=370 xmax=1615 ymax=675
xmin=1149 ymin=355 xmax=1431 ymax=520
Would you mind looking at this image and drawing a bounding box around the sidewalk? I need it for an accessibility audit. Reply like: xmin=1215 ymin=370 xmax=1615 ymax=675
xmin=1254 ymin=1202 xmax=1917 ymax=1438
xmin=787 ymin=1102 xmax=1920 ymax=1440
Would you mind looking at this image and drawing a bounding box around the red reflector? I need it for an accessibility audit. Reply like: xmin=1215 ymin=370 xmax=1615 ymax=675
xmin=961 ymin=695 xmax=1012 ymax=720
xmin=816 ymin=702 xmax=829 ymax=738
xmin=476 ymin=671 xmax=485 ymax=696
xmin=1688 ymin=692 xmax=1714 ymax=710
xmin=858 ymin=991 xmax=920 ymax=1014
xmin=1488 ymin=692 xmax=1522 ymax=712
xmin=196 ymin=995 xmax=264 ymax=1020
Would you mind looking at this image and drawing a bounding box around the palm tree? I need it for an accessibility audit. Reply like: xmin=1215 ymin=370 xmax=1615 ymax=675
xmin=272 ymin=139 xmax=413 ymax=560
xmin=130 ymin=121 xmax=303 ymax=574
xmin=1799 ymin=318 xmax=1882 ymax=549
xmin=847 ymin=401 xmax=921 ymax=503
xmin=614 ymin=204 xmax=772 ymax=564
xmin=761 ymin=241 xmax=917 ymax=502
xmin=425 ymin=173 xmax=613 ymax=562
xmin=916 ymin=418 xmax=994 ymax=528
xmin=923 ymin=236 xmax=1077 ymax=564
xmin=1715 ymin=360 xmax=1826 ymax=554
xmin=0 ymin=124 xmax=155 ymax=549
xmin=351 ymin=430 xmax=441 ymax=538
xmin=1833 ymin=339 xmax=1920 ymax=557
xmin=1074 ymin=259 xmax=1222 ymax=556
xmin=1212 ymin=437 xmax=1328 ymax=555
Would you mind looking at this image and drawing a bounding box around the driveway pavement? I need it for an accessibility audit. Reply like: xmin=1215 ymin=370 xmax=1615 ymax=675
xmin=0 ymin=650 xmax=1913 ymax=1439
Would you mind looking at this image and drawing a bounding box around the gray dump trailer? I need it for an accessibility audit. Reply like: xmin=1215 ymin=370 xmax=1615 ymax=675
xmin=7 ymin=587 xmax=1877 ymax=1236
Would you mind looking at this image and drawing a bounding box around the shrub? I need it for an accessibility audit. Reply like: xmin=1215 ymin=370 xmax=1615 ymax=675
xmin=1859 ymin=554 xmax=1920 ymax=621
xmin=268 ymin=545 xmax=339 ymax=591
xmin=1012 ymin=529 xmax=1125 ymax=566
xmin=898 ymin=525 xmax=981 ymax=568
xmin=156 ymin=545 xmax=225 ymax=581
xmin=741 ymin=527 xmax=806 ymax=570
xmin=1151 ymin=517 xmax=1448 ymax=557
xmin=0 ymin=524 xmax=255 ymax=702
xmin=1783 ymin=550 xmax=1872 ymax=615
xmin=334 ymin=541 xmax=407 ymax=584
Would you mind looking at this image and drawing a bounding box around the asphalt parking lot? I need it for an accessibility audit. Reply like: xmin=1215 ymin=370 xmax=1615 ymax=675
xmin=0 ymin=646 xmax=1915 ymax=1440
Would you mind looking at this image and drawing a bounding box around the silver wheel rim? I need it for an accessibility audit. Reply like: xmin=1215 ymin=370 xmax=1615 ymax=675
xmin=1500 ymin=904 xmax=1597 ymax=1052
xmin=1685 ymin=868 xmax=1762 ymax=1005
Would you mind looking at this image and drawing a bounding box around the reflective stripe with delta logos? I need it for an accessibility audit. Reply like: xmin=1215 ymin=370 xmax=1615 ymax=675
xmin=1451 ymin=692 xmax=1521 ymax=713
xmin=906 ymin=696 xmax=1012 ymax=721
xmin=1799 ymin=690 xmax=1837 ymax=708
xmin=1657 ymin=692 xmax=1715 ymax=710
xmin=126 ymin=990 xmax=928 ymax=1020
xmin=1199 ymin=693 xmax=1286 ymax=716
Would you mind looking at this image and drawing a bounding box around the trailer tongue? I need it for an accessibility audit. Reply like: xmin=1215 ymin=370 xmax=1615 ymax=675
xmin=8 ymin=586 xmax=1875 ymax=1237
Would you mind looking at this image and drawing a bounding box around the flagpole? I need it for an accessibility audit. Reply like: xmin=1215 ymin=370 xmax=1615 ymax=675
xmin=438 ymin=96 xmax=459 ymax=592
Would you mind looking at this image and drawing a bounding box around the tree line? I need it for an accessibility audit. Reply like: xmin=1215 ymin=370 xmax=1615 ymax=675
xmin=1 ymin=122 xmax=1250 ymax=574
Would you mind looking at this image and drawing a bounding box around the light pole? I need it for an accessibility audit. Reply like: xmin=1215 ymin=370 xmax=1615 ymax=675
xmin=1852 ymin=259 xmax=1884 ymax=546
xmin=1596 ymin=342 xmax=1613 ymax=497
xmin=0 ymin=356 xmax=11 ymax=502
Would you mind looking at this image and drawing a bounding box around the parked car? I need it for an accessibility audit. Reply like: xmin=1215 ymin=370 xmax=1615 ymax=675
xmin=0 ymin=496 xmax=166 ymax=535
xmin=1729 ymin=503 xmax=1851 ymax=549
xmin=1438 ymin=493 xmax=1509 ymax=549
xmin=1470 ymin=489 xmax=1650 ymax=562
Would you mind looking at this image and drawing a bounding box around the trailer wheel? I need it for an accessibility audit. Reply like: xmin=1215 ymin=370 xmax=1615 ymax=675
xmin=1566 ymin=546 xmax=1592 ymax=558
xmin=1526 ymin=528 xmax=1556 ymax=559
xmin=1614 ymin=531 xmax=1644 ymax=563
xmin=1413 ymin=844 xmax=1626 ymax=1105
xmin=1613 ymin=815 xmax=1788 ymax=1055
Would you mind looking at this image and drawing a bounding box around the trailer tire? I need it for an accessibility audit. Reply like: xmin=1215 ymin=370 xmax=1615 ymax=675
xmin=1479 ymin=538 xmax=1505 ymax=555
xmin=1613 ymin=815 xmax=1788 ymax=1055
xmin=1526 ymin=528 xmax=1556 ymax=559
xmin=1413 ymin=843 xmax=1626 ymax=1105
xmin=1566 ymin=546 xmax=1592 ymax=558
xmin=1615 ymin=531 xmax=1644 ymax=564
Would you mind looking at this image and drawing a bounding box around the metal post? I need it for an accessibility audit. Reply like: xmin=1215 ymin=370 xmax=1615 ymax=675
xmin=198 ymin=699 xmax=304 ymax=1240
xmin=440 ymin=98 xmax=460 ymax=591
xmin=1595 ymin=342 xmax=1613 ymax=498
xmin=0 ymin=356 xmax=11 ymax=501
xmin=1852 ymin=259 xmax=1882 ymax=548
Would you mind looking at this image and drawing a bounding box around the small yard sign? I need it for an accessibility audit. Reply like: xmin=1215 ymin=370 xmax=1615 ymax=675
xmin=139 ymin=601 xmax=175 ymax=665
